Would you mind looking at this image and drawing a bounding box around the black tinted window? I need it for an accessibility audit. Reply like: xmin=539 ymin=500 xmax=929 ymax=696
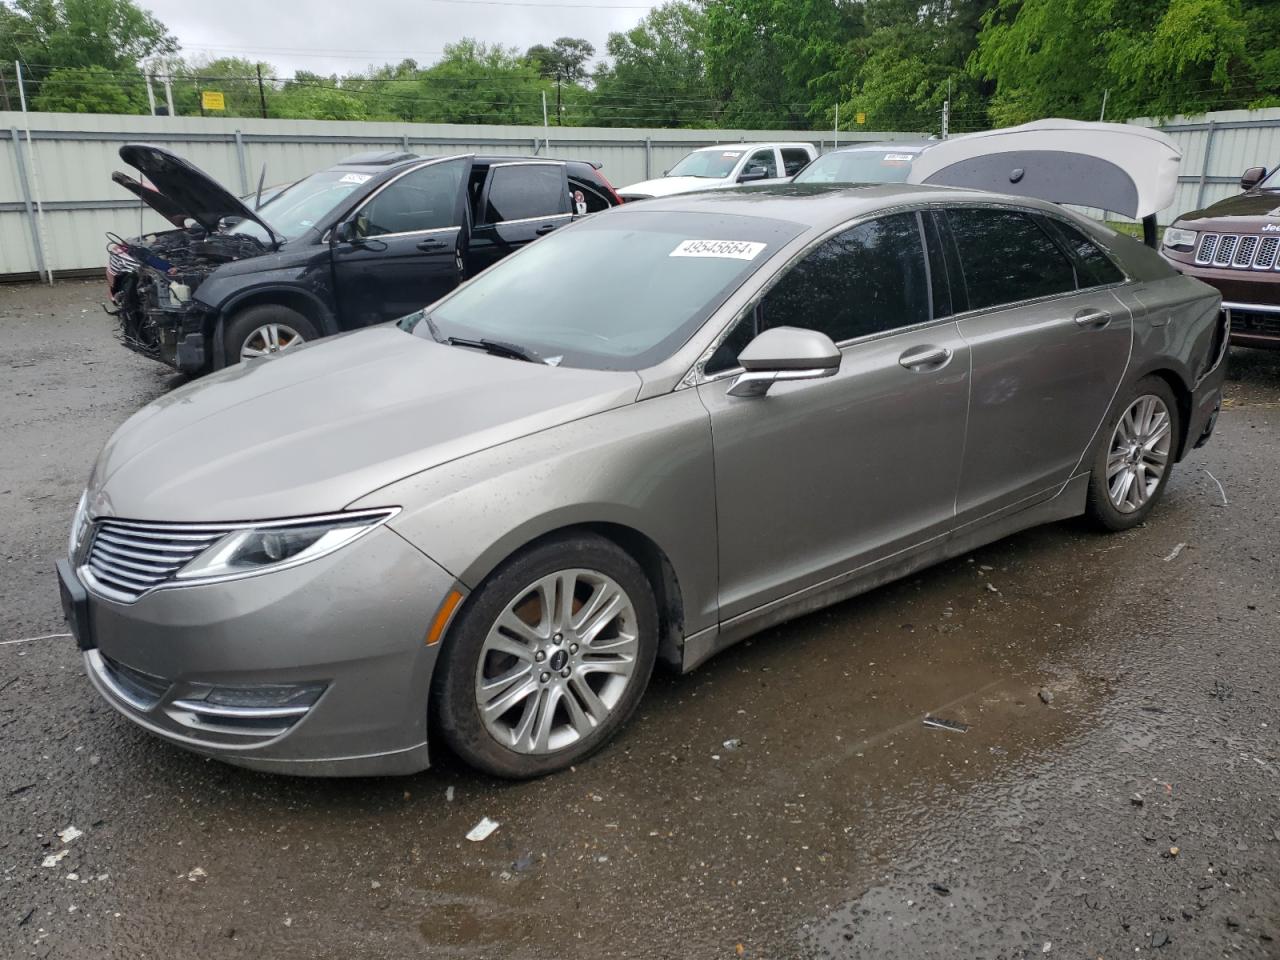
xmin=781 ymin=148 xmax=810 ymax=176
xmin=946 ymin=208 xmax=1077 ymax=310
xmin=361 ymin=159 xmax=464 ymax=237
xmin=706 ymin=213 xmax=929 ymax=372
xmin=1045 ymin=218 xmax=1126 ymax=286
xmin=744 ymin=149 xmax=778 ymax=179
xmin=484 ymin=164 xmax=567 ymax=223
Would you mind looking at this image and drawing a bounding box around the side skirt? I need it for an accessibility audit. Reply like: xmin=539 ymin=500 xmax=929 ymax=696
xmin=680 ymin=474 xmax=1090 ymax=673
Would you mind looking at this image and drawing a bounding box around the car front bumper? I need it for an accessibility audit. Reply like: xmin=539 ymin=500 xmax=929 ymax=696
xmin=61 ymin=526 xmax=453 ymax=776
xmin=1158 ymin=254 xmax=1280 ymax=349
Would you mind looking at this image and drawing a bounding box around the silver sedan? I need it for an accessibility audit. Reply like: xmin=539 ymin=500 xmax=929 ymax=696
xmin=57 ymin=183 xmax=1227 ymax=778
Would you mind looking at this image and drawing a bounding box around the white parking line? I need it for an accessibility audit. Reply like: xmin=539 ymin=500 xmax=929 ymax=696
xmin=0 ymin=633 xmax=71 ymax=647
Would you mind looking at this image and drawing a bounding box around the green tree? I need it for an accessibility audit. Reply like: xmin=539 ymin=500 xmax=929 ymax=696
xmin=29 ymin=63 xmax=144 ymax=112
xmin=274 ymin=74 xmax=369 ymax=121
xmin=525 ymin=37 xmax=595 ymax=84
xmin=589 ymin=2 xmax=715 ymax=128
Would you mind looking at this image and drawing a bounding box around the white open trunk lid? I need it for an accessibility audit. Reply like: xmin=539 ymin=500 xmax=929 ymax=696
xmin=906 ymin=119 xmax=1181 ymax=220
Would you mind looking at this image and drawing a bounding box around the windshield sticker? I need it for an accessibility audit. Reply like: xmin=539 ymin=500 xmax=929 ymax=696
xmin=339 ymin=173 xmax=372 ymax=185
xmin=883 ymin=154 xmax=913 ymax=163
xmin=670 ymin=239 xmax=767 ymax=260
xmin=721 ymin=151 xmax=742 ymax=158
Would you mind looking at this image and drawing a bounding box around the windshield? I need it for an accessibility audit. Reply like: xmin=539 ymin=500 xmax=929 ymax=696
xmin=667 ymin=149 xmax=745 ymax=179
xmin=228 ymin=168 xmax=373 ymax=242
xmin=407 ymin=211 xmax=803 ymax=370
xmin=793 ymin=149 xmax=919 ymax=184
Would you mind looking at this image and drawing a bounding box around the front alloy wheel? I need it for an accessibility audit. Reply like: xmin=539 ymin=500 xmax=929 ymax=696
xmin=240 ymin=322 xmax=305 ymax=361
xmin=476 ymin=569 xmax=640 ymax=755
xmin=433 ymin=534 xmax=658 ymax=778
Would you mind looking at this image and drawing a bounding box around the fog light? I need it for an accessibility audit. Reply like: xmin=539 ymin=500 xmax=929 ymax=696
xmin=204 ymin=682 xmax=326 ymax=709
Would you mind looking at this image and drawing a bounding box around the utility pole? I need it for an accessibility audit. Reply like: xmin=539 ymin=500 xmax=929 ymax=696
xmin=0 ymin=65 xmax=10 ymax=111
xmin=256 ymin=64 xmax=268 ymax=119
xmin=1099 ymin=88 xmax=1109 ymax=122
xmin=163 ymin=75 xmax=175 ymax=116
xmin=941 ymin=79 xmax=951 ymax=139
xmin=834 ymin=101 xmax=839 ymax=148
xmin=555 ymin=67 xmax=562 ymax=126
xmin=145 ymin=73 xmax=156 ymax=115
xmin=541 ymin=90 xmax=550 ymax=153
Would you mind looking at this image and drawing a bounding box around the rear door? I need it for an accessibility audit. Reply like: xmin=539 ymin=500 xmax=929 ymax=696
xmin=940 ymin=205 xmax=1133 ymax=523
xmin=698 ymin=211 xmax=970 ymax=620
xmin=331 ymin=157 xmax=470 ymax=326
xmin=465 ymin=162 xmax=572 ymax=276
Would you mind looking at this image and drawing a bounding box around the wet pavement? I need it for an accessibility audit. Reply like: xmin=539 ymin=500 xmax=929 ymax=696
xmin=2 ymin=280 xmax=1278 ymax=959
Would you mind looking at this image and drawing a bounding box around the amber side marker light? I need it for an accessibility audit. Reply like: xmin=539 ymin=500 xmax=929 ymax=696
xmin=427 ymin=590 xmax=465 ymax=646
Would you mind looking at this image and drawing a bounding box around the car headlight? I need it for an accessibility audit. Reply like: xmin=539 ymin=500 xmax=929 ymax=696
xmin=68 ymin=491 xmax=89 ymax=558
xmin=174 ymin=508 xmax=397 ymax=583
xmin=1163 ymin=227 xmax=1198 ymax=250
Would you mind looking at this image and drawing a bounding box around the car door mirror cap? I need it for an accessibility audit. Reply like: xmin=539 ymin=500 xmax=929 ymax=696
xmin=727 ymin=327 xmax=841 ymax=398
xmin=333 ymin=219 xmax=359 ymax=245
xmin=1241 ymin=166 xmax=1267 ymax=190
xmin=738 ymin=167 xmax=770 ymax=183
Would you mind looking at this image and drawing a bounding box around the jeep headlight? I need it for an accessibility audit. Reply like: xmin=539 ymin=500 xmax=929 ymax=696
xmin=1162 ymin=227 xmax=1198 ymax=250
xmin=175 ymin=508 xmax=397 ymax=583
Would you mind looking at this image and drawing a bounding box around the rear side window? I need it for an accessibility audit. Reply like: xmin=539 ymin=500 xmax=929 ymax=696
xmin=1044 ymin=218 xmax=1126 ymax=286
xmin=483 ymin=164 xmax=567 ymax=223
xmin=707 ymin=213 xmax=929 ymax=372
xmin=945 ymin=208 xmax=1077 ymax=310
xmin=781 ymin=148 xmax=811 ymax=176
xmin=360 ymin=159 xmax=465 ymax=237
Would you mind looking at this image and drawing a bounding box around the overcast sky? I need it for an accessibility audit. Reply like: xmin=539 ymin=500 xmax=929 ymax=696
xmin=140 ymin=0 xmax=659 ymax=77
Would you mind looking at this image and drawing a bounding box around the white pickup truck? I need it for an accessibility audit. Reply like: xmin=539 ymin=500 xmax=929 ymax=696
xmin=617 ymin=142 xmax=817 ymax=201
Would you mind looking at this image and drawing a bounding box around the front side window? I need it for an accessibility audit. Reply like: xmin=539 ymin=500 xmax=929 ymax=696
xmin=483 ymin=164 xmax=568 ymax=224
xmin=743 ymin=149 xmax=778 ymax=179
xmin=706 ymin=213 xmax=930 ymax=372
xmin=781 ymin=148 xmax=811 ymax=176
xmin=945 ymin=208 xmax=1077 ymax=311
xmin=359 ymin=159 xmax=466 ymax=237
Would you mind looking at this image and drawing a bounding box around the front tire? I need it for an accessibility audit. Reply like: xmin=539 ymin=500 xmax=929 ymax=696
xmin=221 ymin=304 xmax=318 ymax=367
xmin=1085 ymin=376 xmax=1180 ymax=531
xmin=432 ymin=535 xmax=659 ymax=779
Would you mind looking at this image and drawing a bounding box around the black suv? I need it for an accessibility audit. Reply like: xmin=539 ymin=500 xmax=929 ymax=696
xmin=107 ymin=145 xmax=623 ymax=372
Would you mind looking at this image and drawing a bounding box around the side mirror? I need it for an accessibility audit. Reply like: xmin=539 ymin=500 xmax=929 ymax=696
xmin=1241 ymin=166 xmax=1267 ymax=190
xmin=727 ymin=326 xmax=841 ymax=398
xmin=737 ymin=166 xmax=770 ymax=184
xmin=333 ymin=212 xmax=370 ymax=245
xmin=218 ymin=215 xmax=244 ymax=230
xmin=662 ymin=169 xmax=670 ymax=177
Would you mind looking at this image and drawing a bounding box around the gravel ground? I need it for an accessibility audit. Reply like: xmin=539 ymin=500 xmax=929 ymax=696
xmin=2 ymin=279 xmax=1278 ymax=959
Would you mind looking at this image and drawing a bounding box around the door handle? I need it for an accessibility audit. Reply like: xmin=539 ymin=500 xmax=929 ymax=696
xmin=535 ymin=224 xmax=557 ymax=236
xmin=898 ymin=345 xmax=952 ymax=371
xmin=1074 ymin=308 xmax=1111 ymax=329
xmin=417 ymin=239 xmax=448 ymax=251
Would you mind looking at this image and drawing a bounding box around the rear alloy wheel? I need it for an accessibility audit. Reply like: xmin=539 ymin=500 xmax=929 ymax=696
xmin=221 ymin=304 xmax=319 ymax=367
xmin=433 ymin=536 xmax=658 ymax=778
xmin=1086 ymin=376 xmax=1180 ymax=531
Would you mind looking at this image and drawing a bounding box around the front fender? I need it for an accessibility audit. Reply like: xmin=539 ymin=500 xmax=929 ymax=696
xmin=195 ymin=262 xmax=339 ymax=337
xmin=349 ymin=390 xmax=720 ymax=638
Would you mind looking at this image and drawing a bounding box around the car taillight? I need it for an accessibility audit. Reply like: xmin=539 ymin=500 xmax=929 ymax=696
xmin=596 ymin=172 xmax=624 ymax=206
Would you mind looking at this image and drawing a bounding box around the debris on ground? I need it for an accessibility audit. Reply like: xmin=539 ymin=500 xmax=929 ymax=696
xmin=57 ymin=826 xmax=83 ymax=844
xmin=1151 ymin=930 xmax=1170 ymax=948
xmin=41 ymin=850 xmax=69 ymax=868
xmin=986 ymin=582 xmax=999 ymax=593
xmin=1038 ymin=688 xmax=1055 ymax=704
xmin=466 ymin=817 xmax=500 ymax=842
xmin=1162 ymin=542 xmax=1188 ymax=562
xmin=1204 ymin=469 xmax=1229 ymax=506
xmin=186 ymin=866 xmax=207 ymax=882
xmin=512 ymin=852 xmax=540 ymax=873
xmin=445 ymin=786 xmax=455 ymax=802
xmin=922 ymin=715 xmax=969 ymax=733
xmin=1131 ymin=793 xmax=1145 ymax=807
xmin=722 ymin=738 xmax=743 ymax=751
xmin=928 ymin=882 xmax=950 ymax=895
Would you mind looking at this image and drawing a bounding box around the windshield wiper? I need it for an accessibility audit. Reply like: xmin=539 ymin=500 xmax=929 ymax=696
xmin=423 ymin=317 xmax=542 ymax=363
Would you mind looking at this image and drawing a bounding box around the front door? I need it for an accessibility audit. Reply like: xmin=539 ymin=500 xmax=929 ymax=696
xmin=465 ymin=162 xmax=573 ymax=277
xmin=697 ymin=212 xmax=971 ymax=621
xmin=331 ymin=157 xmax=470 ymax=326
xmin=939 ymin=206 xmax=1134 ymax=523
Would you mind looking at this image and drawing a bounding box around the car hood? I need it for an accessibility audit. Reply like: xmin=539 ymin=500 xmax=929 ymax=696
xmin=85 ymin=327 xmax=642 ymax=523
xmin=1173 ymin=190 xmax=1280 ymax=229
xmin=619 ymin=176 xmax=725 ymax=198
xmin=111 ymin=171 xmax=189 ymax=228
xmin=117 ymin=143 xmax=280 ymax=242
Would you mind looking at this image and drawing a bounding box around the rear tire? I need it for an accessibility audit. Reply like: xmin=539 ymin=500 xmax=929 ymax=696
xmin=221 ymin=304 xmax=318 ymax=367
xmin=432 ymin=534 xmax=658 ymax=779
xmin=1085 ymin=375 xmax=1180 ymax=531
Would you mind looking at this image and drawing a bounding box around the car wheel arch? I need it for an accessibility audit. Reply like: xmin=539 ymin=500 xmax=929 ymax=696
xmin=451 ymin=520 xmax=687 ymax=671
xmin=1126 ymin=364 xmax=1194 ymax=461
xmin=217 ymin=288 xmax=337 ymax=339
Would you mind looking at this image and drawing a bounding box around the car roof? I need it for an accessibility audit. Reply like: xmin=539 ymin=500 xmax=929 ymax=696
xmin=614 ymin=181 xmax=1056 ymax=231
xmin=822 ymin=141 xmax=934 ymax=156
xmin=328 ymin=153 xmax=601 ymax=176
xmin=691 ymin=142 xmax=814 ymax=152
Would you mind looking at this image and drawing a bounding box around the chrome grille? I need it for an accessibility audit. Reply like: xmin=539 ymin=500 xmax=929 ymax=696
xmin=1194 ymin=232 xmax=1280 ymax=270
xmin=83 ymin=520 xmax=223 ymax=602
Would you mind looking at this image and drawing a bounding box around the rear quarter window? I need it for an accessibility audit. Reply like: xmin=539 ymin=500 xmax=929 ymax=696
xmin=1044 ymin=218 xmax=1127 ymax=286
xmin=484 ymin=164 xmax=568 ymax=223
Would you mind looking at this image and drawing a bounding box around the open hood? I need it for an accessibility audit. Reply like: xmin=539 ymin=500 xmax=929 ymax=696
xmin=110 ymin=170 xmax=188 ymax=228
xmin=906 ymin=119 xmax=1181 ymax=220
xmin=117 ymin=143 xmax=282 ymax=244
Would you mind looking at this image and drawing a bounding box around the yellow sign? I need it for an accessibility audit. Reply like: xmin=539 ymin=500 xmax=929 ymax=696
xmin=855 ymin=112 xmax=866 ymax=125
xmin=201 ymin=91 xmax=226 ymax=111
